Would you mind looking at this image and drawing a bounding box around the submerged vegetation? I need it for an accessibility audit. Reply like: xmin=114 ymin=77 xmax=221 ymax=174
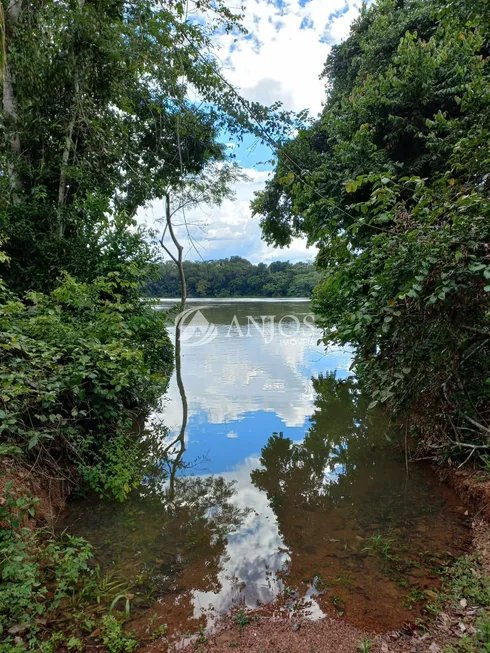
xmin=254 ymin=0 xmax=490 ymax=463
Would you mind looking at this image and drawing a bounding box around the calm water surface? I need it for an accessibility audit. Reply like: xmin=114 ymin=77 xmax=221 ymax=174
xmin=63 ymin=300 xmax=470 ymax=639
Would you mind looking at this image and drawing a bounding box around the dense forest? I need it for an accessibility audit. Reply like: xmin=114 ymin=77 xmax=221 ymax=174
xmin=146 ymin=257 xmax=321 ymax=298
xmin=254 ymin=0 xmax=490 ymax=465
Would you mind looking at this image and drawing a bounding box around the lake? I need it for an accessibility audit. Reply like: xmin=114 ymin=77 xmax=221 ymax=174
xmin=62 ymin=299 xmax=470 ymax=641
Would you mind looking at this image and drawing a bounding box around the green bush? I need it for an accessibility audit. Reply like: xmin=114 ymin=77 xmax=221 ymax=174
xmin=0 ymin=266 xmax=173 ymax=499
xmin=254 ymin=0 xmax=490 ymax=461
xmin=0 ymin=485 xmax=94 ymax=650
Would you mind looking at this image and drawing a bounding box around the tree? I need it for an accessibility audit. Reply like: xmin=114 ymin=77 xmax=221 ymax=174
xmin=0 ymin=0 xmax=292 ymax=292
xmin=253 ymin=0 xmax=490 ymax=461
xmin=145 ymin=258 xmax=321 ymax=298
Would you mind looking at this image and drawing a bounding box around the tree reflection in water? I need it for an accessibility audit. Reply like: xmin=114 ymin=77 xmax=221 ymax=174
xmin=251 ymin=373 xmax=393 ymax=515
xmin=62 ymin=373 xmax=469 ymax=636
xmin=61 ymin=316 xmax=248 ymax=638
xmin=250 ymin=373 xmax=469 ymax=631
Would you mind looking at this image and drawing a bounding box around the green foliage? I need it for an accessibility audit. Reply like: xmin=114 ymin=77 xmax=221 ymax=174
xmin=255 ymin=0 xmax=490 ymax=460
xmin=356 ymin=640 xmax=374 ymax=653
xmin=232 ymin=608 xmax=251 ymax=633
xmin=100 ymin=615 xmax=138 ymax=653
xmin=441 ymin=554 xmax=490 ymax=652
xmin=330 ymin=594 xmax=346 ymax=615
xmin=0 ymin=485 xmax=94 ymax=650
xmin=0 ymin=267 xmax=173 ymax=499
xmin=445 ymin=613 xmax=490 ymax=652
xmin=441 ymin=555 xmax=490 ymax=608
xmin=147 ymin=257 xmax=321 ymax=298
xmin=363 ymin=534 xmax=392 ymax=560
xmin=1 ymin=0 xmax=296 ymax=293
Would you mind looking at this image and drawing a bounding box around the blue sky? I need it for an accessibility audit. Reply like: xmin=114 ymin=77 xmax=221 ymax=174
xmin=138 ymin=0 xmax=363 ymax=264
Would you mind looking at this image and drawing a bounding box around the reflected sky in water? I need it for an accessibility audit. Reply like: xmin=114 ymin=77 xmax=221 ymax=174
xmin=155 ymin=299 xmax=351 ymax=474
xmin=63 ymin=300 xmax=469 ymax=638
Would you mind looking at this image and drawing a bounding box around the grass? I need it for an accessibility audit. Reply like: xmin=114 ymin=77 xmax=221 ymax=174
xmin=356 ymin=639 xmax=373 ymax=653
xmin=363 ymin=534 xmax=392 ymax=560
xmin=403 ymin=587 xmax=426 ymax=610
xmin=232 ymin=608 xmax=251 ymax=633
xmin=433 ymin=554 xmax=490 ymax=652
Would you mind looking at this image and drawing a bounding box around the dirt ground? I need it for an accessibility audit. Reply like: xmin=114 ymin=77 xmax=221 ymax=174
xmin=0 ymin=457 xmax=70 ymax=528
xmin=143 ymin=614 xmax=371 ymax=653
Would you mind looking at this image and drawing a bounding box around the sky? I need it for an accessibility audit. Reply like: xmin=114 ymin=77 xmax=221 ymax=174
xmin=138 ymin=0 xmax=363 ymax=264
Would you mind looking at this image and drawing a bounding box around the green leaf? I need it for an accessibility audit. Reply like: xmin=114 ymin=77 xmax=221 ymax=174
xmin=279 ymin=172 xmax=295 ymax=186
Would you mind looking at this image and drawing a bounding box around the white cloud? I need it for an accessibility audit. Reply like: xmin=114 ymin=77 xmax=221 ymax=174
xmin=138 ymin=167 xmax=317 ymax=264
xmin=138 ymin=1 xmax=363 ymax=263
xmin=154 ymin=314 xmax=351 ymax=431
xmin=215 ymin=0 xmax=363 ymax=114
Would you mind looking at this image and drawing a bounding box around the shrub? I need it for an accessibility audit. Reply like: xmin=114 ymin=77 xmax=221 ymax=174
xmin=0 ymin=267 xmax=173 ymax=499
xmin=0 ymin=485 xmax=94 ymax=650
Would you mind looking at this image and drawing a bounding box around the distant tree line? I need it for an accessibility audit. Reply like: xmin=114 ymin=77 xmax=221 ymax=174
xmin=146 ymin=257 xmax=321 ymax=298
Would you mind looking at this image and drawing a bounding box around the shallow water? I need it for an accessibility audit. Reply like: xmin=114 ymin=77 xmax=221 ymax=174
xmin=63 ymin=299 xmax=470 ymax=639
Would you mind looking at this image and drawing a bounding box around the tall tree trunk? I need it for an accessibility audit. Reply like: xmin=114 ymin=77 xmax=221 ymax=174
xmin=57 ymin=0 xmax=85 ymax=238
xmin=3 ymin=0 xmax=23 ymax=204
xmin=162 ymin=192 xmax=187 ymax=307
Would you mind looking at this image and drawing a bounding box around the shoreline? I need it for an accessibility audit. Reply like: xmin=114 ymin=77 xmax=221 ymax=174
xmin=2 ymin=455 xmax=489 ymax=652
xmin=141 ymin=463 xmax=490 ymax=653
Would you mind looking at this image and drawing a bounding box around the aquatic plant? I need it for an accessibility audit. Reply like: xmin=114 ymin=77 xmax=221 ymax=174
xmin=362 ymin=534 xmax=392 ymax=560
xmin=100 ymin=615 xmax=137 ymax=653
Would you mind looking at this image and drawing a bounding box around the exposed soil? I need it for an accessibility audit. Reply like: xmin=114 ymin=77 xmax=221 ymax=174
xmin=0 ymin=457 xmax=71 ymax=528
xmin=143 ymin=614 xmax=372 ymax=653
xmin=436 ymin=464 xmax=490 ymax=521
xmin=377 ymin=518 xmax=490 ymax=653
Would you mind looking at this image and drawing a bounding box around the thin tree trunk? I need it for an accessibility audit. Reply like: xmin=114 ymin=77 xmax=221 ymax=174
xmin=168 ymin=319 xmax=188 ymax=498
xmin=162 ymin=192 xmax=187 ymax=307
xmin=158 ymin=191 xmax=189 ymax=498
xmin=57 ymin=96 xmax=77 ymax=239
xmin=3 ymin=0 xmax=23 ymax=204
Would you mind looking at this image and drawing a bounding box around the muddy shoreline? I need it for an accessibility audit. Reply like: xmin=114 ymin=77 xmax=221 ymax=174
xmin=140 ymin=463 xmax=490 ymax=653
xmin=3 ymin=456 xmax=489 ymax=653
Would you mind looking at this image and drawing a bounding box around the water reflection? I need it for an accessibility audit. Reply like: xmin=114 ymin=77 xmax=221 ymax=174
xmin=250 ymin=375 xmax=469 ymax=629
xmin=166 ymin=313 xmax=187 ymax=497
xmin=157 ymin=301 xmax=349 ymax=434
xmin=62 ymin=301 xmax=469 ymax=640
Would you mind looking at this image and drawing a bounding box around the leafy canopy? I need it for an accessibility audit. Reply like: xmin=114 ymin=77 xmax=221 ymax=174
xmin=254 ymin=0 xmax=490 ymax=458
